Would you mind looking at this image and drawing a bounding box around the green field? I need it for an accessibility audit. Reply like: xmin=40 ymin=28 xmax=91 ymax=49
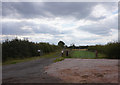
xmin=69 ymin=50 xmax=106 ymax=59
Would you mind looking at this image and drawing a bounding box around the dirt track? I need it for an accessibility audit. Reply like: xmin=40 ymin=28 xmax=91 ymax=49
xmin=2 ymin=57 xmax=62 ymax=83
xmin=45 ymin=59 xmax=119 ymax=83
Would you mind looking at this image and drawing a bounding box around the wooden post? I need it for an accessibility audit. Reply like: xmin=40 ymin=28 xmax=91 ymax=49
xmin=66 ymin=50 xmax=68 ymax=56
xmin=95 ymin=50 xmax=98 ymax=58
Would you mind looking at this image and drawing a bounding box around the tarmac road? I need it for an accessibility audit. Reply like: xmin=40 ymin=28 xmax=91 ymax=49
xmin=2 ymin=57 xmax=62 ymax=83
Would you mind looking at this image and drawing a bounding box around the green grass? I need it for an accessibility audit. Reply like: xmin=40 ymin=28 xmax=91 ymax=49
xmin=54 ymin=57 xmax=65 ymax=62
xmin=69 ymin=50 xmax=106 ymax=59
xmin=3 ymin=51 xmax=60 ymax=65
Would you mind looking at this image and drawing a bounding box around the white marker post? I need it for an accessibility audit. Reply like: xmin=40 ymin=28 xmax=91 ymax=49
xmin=38 ymin=50 xmax=41 ymax=56
xmin=61 ymin=50 xmax=64 ymax=57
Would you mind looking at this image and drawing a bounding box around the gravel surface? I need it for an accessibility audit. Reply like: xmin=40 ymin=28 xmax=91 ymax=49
xmin=2 ymin=57 xmax=62 ymax=83
xmin=45 ymin=59 xmax=119 ymax=83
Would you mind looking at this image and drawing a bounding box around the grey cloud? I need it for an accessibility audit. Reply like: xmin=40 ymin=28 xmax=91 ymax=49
xmin=2 ymin=22 xmax=32 ymax=35
xmin=2 ymin=2 xmax=98 ymax=19
xmin=2 ymin=2 xmax=117 ymax=20
xmin=2 ymin=21 xmax=63 ymax=35
xmin=78 ymin=14 xmax=118 ymax=36
xmin=32 ymin=24 xmax=61 ymax=35
xmin=78 ymin=25 xmax=112 ymax=36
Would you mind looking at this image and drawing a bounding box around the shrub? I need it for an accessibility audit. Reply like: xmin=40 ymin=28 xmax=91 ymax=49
xmin=88 ymin=42 xmax=120 ymax=59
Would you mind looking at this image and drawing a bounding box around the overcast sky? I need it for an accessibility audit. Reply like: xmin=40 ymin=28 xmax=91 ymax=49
xmin=2 ymin=2 xmax=118 ymax=46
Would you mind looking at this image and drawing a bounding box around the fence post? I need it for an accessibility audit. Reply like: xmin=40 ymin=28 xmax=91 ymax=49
xmin=66 ymin=50 xmax=69 ymax=57
xmin=95 ymin=50 xmax=98 ymax=58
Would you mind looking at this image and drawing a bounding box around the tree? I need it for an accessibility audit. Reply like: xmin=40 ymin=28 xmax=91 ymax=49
xmin=69 ymin=43 xmax=75 ymax=49
xmin=58 ymin=41 xmax=65 ymax=48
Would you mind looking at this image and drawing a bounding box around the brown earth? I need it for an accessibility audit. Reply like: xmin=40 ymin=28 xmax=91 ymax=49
xmin=45 ymin=59 xmax=118 ymax=83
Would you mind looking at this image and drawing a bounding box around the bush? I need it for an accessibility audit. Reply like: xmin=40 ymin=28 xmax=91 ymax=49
xmin=88 ymin=42 xmax=120 ymax=59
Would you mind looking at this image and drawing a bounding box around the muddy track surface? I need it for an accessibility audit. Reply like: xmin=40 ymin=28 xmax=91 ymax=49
xmin=45 ymin=59 xmax=119 ymax=83
xmin=2 ymin=57 xmax=62 ymax=83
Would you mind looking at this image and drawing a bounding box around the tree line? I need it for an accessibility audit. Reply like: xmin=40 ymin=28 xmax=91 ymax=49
xmin=2 ymin=38 xmax=119 ymax=61
xmin=2 ymin=38 xmax=60 ymax=62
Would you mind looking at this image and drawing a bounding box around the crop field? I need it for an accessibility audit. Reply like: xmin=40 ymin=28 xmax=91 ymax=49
xmin=69 ymin=50 xmax=106 ymax=59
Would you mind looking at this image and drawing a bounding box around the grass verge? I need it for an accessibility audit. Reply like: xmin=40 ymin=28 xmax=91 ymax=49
xmin=54 ymin=57 xmax=65 ymax=62
xmin=3 ymin=51 xmax=60 ymax=65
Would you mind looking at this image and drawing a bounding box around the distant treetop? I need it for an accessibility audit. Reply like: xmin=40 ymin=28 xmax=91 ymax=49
xmin=58 ymin=41 xmax=65 ymax=48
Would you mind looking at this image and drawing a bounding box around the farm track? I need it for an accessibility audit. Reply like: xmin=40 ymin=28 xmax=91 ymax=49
xmin=2 ymin=56 xmax=62 ymax=83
